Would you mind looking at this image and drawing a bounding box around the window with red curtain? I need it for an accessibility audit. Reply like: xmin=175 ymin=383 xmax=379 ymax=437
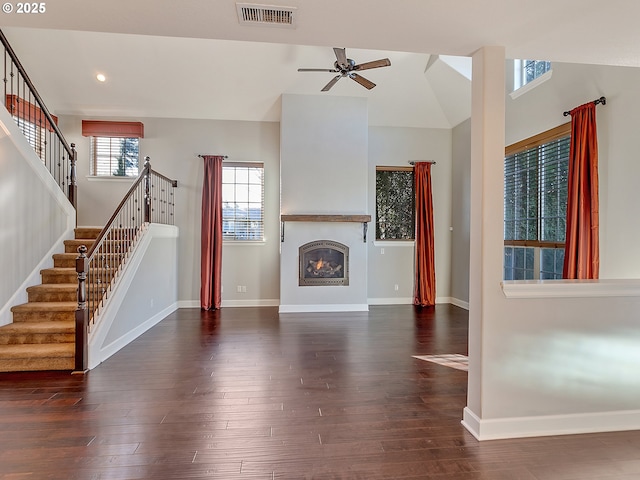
xmin=504 ymin=123 xmax=571 ymax=280
xmin=82 ymin=120 xmax=144 ymax=177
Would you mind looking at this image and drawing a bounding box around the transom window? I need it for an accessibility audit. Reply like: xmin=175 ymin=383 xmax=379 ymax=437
xmin=514 ymin=59 xmax=551 ymax=90
xmin=375 ymin=166 xmax=415 ymax=240
xmin=504 ymin=123 xmax=570 ymax=280
xmin=222 ymin=162 xmax=264 ymax=241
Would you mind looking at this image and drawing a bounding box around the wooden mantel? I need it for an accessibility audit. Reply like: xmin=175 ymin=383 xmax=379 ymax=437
xmin=281 ymin=214 xmax=371 ymax=223
xmin=280 ymin=214 xmax=372 ymax=242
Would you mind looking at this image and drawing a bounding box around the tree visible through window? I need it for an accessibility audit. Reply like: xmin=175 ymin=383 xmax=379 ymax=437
xmin=375 ymin=167 xmax=414 ymax=240
xmin=90 ymin=136 xmax=139 ymax=177
xmin=504 ymin=123 xmax=570 ymax=280
xmin=222 ymin=162 xmax=264 ymax=241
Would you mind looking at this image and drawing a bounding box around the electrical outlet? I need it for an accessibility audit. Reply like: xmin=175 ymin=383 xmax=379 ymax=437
xmin=394 ymin=284 xmax=399 ymax=291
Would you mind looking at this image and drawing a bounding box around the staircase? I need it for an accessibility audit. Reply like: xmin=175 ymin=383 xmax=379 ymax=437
xmin=0 ymin=227 xmax=101 ymax=372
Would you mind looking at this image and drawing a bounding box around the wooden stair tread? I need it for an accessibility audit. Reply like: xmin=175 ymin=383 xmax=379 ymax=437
xmin=11 ymin=302 xmax=77 ymax=312
xmin=0 ymin=321 xmax=75 ymax=333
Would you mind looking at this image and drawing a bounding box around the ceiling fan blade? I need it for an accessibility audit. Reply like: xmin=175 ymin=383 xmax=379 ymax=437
xmin=354 ymin=58 xmax=391 ymax=71
xmin=350 ymin=73 xmax=376 ymax=90
xmin=298 ymin=68 xmax=339 ymax=72
xmin=321 ymin=75 xmax=342 ymax=92
xmin=333 ymin=47 xmax=348 ymax=69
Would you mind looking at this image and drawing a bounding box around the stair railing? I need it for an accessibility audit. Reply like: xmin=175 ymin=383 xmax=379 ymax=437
xmin=74 ymin=158 xmax=177 ymax=371
xmin=0 ymin=29 xmax=77 ymax=207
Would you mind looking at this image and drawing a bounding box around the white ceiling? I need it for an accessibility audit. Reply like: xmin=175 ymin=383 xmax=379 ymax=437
xmin=2 ymin=0 xmax=639 ymax=128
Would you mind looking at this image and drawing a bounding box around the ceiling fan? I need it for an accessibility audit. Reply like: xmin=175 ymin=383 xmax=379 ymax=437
xmin=298 ymin=47 xmax=391 ymax=92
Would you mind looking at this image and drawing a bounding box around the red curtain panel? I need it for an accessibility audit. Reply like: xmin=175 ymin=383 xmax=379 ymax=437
xmin=413 ymin=162 xmax=436 ymax=306
xmin=201 ymin=156 xmax=224 ymax=309
xmin=563 ymin=103 xmax=600 ymax=279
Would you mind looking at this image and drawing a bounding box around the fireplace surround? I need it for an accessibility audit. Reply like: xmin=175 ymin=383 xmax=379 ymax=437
xmin=299 ymin=240 xmax=349 ymax=286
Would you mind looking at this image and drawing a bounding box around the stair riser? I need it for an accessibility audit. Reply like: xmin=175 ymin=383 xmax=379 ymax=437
xmin=0 ymin=357 xmax=74 ymax=372
xmin=75 ymin=228 xmax=102 ymax=240
xmin=0 ymin=333 xmax=75 ymax=345
xmin=28 ymin=291 xmax=77 ymax=303
xmin=42 ymin=272 xmax=77 ymax=284
xmin=54 ymin=256 xmax=125 ymax=268
xmin=12 ymin=311 xmax=75 ymax=322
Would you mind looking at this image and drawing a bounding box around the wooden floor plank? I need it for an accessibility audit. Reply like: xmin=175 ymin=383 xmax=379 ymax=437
xmin=0 ymin=304 xmax=638 ymax=479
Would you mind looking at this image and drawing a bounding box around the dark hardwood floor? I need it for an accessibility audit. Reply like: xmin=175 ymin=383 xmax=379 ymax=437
xmin=1 ymin=305 xmax=639 ymax=479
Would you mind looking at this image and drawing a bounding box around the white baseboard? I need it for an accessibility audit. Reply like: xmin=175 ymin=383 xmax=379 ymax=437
xmin=367 ymin=297 xmax=413 ymax=305
xmin=462 ymin=406 xmax=640 ymax=440
xmin=178 ymin=299 xmax=280 ymax=309
xmin=279 ymin=304 xmax=369 ymax=313
xmin=449 ymin=297 xmax=470 ymax=310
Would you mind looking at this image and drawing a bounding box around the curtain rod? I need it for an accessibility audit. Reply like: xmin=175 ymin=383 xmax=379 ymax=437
xmin=198 ymin=154 xmax=228 ymax=159
xmin=563 ymin=96 xmax=606 ymax=117
xmin=408 ymin=161 xmax=437 ymax=165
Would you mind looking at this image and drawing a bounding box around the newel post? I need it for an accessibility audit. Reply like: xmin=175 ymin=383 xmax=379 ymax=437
xmin=68 ymin=143 xmax=78 ymax=210
xmin=74 ymin=245 xmax=89 ymax=373
xmin=144 ymin=156 xmax=151 ymax=223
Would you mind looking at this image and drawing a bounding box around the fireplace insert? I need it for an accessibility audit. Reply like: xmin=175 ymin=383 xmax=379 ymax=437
xmin=299 ymin=240 xmax=349 ymax=286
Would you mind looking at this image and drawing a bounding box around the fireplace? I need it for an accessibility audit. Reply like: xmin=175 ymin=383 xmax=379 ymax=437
xmin=299 ymin=240 xmax=349 ymax=286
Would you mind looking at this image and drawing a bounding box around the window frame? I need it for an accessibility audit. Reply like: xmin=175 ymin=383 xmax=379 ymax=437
xmin=89 ymin=136 xmax=140 ymax=178
xmin=222 ymin=161 xmax=265 ymax=242
xmin=504 ymin=122 xmax=571 ymax=280
xmin=375 ymin=166 xmax=415 ymax=242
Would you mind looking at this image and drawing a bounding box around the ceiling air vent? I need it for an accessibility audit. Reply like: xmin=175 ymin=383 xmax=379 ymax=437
xmin=236 ymin=3 xmax=297 ymax=28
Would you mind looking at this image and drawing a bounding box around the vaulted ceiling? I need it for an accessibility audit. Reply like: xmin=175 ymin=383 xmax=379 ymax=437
xmin=2 ymin=0 xmax=638 ymax=128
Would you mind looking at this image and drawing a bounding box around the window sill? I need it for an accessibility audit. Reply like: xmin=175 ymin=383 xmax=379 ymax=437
xmin=86 ymin=175 xmax=137 ymax=182
xmin=501 ymin=278 xmax=640 ymax=299
xmin=509 ymin=70 xmax=553 ymax=100
xmin=223 ymin=240 xmax=266 ymax=246
xmin=373 ymin=240 xmax=415 ymax=247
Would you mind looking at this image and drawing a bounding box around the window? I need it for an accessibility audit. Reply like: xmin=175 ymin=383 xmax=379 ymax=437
xmin=504 ymin=123 xmax=570 ymax=280
xmin=222 ymin=162 xmax=264 ymax=241
xmin=90 ymin=136 xmax=139 ymax=176
xmin=375 ymin=166 xmax=414 ymax=240
xmin=81 ymin=120 xmax=144 ymax=177
xmin=6 ymin=95 xmax=58 ymax=163
xmin=514 ymin=59 xmax=551 ymax=90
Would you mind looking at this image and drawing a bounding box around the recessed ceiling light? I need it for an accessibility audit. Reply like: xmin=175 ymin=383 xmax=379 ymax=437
xmin=96 ymin=73 xmax=106 ymax=82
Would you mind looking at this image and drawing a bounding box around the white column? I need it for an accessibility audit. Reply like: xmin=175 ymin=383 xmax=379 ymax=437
xmin=463 ymin=46 xmax=506 ymax=438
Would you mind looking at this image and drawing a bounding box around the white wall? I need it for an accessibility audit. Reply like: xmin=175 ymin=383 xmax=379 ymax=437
xmin=60 ymin=115 xmax=282 ymax=307
xmin=280 ymin=94 xmax=369 ymax=311
xmin=0 ymin=107 xmax=75 ymax=326
xmin=450 ymin=119 xmax=471 ymax=306
xmin=463 ymin=58 xmax=640 ymax=440
xmin=60 ymin=109 xmax=454 ymax=308
xmin=367 ymin=126 xmax=453 ymax=304
xmin=88 ymin=224 xmax=179 ymax=368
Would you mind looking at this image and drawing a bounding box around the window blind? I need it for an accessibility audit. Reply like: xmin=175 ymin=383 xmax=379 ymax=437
xmin=504 ymin=135 xmax=570 ymax=245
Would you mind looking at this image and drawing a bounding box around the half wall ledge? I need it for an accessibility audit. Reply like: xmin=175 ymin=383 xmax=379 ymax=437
xmin=280 ymin=214 xmax=372 ymax=243
xmin=501 ymin=278 xmax=640 ymax=299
